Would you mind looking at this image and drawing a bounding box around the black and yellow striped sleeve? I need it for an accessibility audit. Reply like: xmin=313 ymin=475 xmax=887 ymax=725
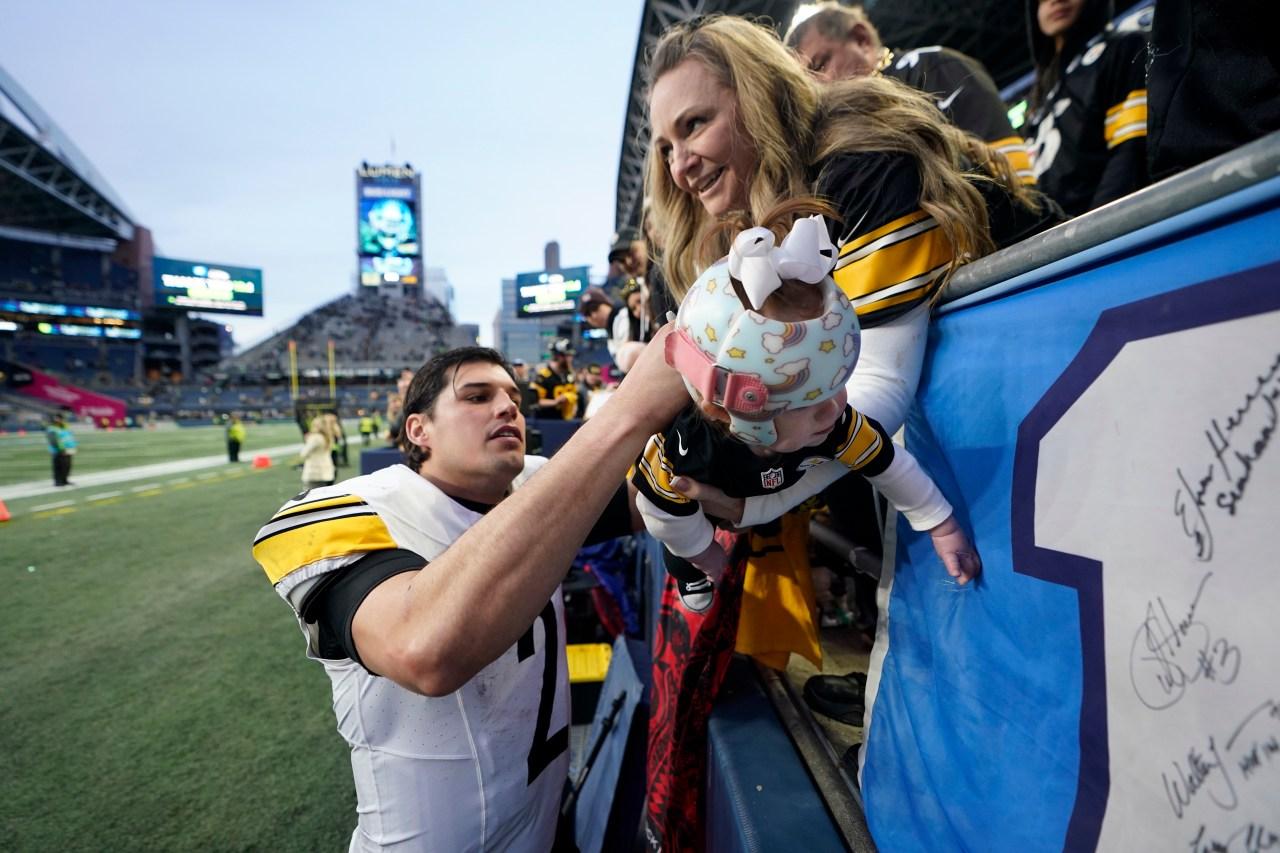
xmin=833 ymin=408 xmax=895 ymax=477
xmin=629 ymin=433 xmax=697 ymax=517
xmin=990 ymin=135 xmax=1036 ymax=185
xmin=818 ymin=152 xmax=955 ymax=328
xmin=1104 ymin=89 xmax=1147 ymax=149
xmin=253 ymin=493 xmax=397 ymax=585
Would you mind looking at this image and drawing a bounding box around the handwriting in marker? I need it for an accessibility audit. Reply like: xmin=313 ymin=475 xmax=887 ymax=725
xmin=1130 ymin=573 xmax=1241 ymax=710
xmin=1173 ymin=350 xmax=1280 ymax=557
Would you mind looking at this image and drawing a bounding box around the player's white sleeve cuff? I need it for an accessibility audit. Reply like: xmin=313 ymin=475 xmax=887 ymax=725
xmin=636 ymin=491 xmax=715 ymax=557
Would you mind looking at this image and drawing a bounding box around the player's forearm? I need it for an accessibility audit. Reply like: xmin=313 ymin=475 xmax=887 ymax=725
xmin=408 ymin=330 xmax=684 ymax=689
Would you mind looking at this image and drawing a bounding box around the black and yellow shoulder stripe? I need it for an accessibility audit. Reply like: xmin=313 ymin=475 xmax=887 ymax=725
xmin=833 ymin=209 xmax=953 ymax=324
xmin=253 ymin=493 xmax=396 ymax=585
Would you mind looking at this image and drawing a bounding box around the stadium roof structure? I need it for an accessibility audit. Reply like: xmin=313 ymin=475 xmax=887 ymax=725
xmin=0 ymin=64 xmax=135 ymax=242
xmin=614 ymin=0 xmax=1035 ymax=231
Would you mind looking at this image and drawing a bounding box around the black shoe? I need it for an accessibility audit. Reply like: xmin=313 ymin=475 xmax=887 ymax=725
xmin=676 ymin=576 xmax=714 ymax=613
xmin=803 ymin=671 xmax=868 ymax=726
xmin=841 ymin=743 xmax=862 ymax=788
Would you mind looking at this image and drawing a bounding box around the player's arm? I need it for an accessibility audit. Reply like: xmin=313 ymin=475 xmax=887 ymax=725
xmin=353 ymin=327 xmax=687 ymax=696
xmin=1093 ymin=34 xmax=1150 ymax=209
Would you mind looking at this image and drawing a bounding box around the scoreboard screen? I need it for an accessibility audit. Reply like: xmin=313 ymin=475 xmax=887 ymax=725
xmin=153 ymin=257 xmax=264 ymax=316
xmin=357 ymin=164 xmax=421 ymax=258
xmin=514 ymin=266 xmax=590 ymax=318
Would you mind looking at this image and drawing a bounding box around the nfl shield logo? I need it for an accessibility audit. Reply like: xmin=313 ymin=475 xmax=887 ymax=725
xmin=760 ymin=467 xmax=784 ymax=489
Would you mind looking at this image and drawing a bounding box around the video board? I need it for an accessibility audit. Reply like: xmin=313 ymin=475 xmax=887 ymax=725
xmin=359 ymin=255 xmax=422 ymax=287
xmin=152 ymin=257 xmax=264 ymax=316
xmin=357 ymin=164 xmax=421 ymax=260
xmin=514 ymin=266 xmax=590 ymax=318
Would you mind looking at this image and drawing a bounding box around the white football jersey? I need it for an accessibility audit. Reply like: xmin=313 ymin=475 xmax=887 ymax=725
xmin=253 ymin=460 xmax=569 ymax=852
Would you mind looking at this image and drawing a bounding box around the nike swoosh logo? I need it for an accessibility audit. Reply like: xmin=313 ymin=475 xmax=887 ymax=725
xmin=676 ymin=432 xmax=688 ymax=456
xmin=937 ymin=86 xmax=963 ymax=111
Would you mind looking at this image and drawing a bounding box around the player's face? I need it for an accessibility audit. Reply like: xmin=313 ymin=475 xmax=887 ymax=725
xmin=650 ymin=59 xmax=757 ymax=217
xmin=763 ymin=387 xmax=848 ymax=454
xmin=412 ymin=362 xmax=525 ymax=502
xmin=795 ymin=27 xmax=878 ymax=82
xmin=1038 ymin=0 xmax=1083 ymax=40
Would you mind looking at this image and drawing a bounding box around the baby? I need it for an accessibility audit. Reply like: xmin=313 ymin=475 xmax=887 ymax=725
xmin=631 ymin=202 xmax=981 ymax=612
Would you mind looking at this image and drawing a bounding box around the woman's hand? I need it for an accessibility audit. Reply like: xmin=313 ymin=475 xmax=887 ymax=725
xmin=671 ymin=476 xmax=746 ymax=527
xmin=927 ymin=515 xmax=981 ymax=585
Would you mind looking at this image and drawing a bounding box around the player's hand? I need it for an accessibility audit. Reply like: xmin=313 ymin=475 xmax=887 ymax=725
xmin=688 ymin=540 xmax=729 ymax=584
xmin=927 ymin=515 xmax=981 ymax=585
xmin=670 ymin=476 xmax=745 ymax=527
xmin=614 ymin=325 xmax=690 ymax=433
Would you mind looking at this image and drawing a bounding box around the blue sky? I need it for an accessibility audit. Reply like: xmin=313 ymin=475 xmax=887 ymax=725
xmin=0 ymin=0 xmax=644 ymax=349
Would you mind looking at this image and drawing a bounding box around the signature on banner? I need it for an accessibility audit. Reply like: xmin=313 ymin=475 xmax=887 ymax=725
xmin=1129 ymin=572 xmax=1241 ymax=711
xmin=1173 ymin=350 xmax=1280 ymax=561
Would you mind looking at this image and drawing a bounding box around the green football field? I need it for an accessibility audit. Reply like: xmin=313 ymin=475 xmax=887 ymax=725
xmin=1 ymin=444 xmax=358 ymax=849
xmin=0 ymin=422 xmax=308 ymax=487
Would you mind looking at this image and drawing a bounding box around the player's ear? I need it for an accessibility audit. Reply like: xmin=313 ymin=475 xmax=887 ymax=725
xmin=697 ymin=399 xmax=730 ymax=424
xmin=403 ymin=411 xmax=431 ymax=455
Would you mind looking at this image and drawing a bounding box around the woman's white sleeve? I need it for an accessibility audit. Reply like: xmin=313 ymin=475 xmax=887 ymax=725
xmin=866 ymin=448 xmax=953 ymax=531
xmin=844 ymin=302 xmax=930 ymax=435
xmin=636 ymin=490 xmax=715 ymax=557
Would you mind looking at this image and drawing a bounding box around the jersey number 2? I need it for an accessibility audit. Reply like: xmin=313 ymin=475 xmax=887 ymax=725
xmin=517 ymin=601 xmax=569 ymax=784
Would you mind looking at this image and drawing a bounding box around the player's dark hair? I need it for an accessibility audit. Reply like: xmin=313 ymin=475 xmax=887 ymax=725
xmin=400 ymin=347 xmax=516 ymax=472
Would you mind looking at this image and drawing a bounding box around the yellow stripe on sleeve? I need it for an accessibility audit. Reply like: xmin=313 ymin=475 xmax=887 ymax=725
xmin=838 ymin=210 xmax=932 ymax=257
xmin=990 ymin=137 xmax=1037 ymax=185
xmin=834 ymin=411 xmax=885 ymax=471
xmin=1104 ymin=90 xmax=1147 ymax=149
xmin=833 ymin=223 xmax=953 ymax=310
xmin=271 ymin=494 xmax=367 ymax=521
xmin=636 ymin=434 xmax=689 ymax=505
xmin=254 ymin=513 xmax=396 ymax=584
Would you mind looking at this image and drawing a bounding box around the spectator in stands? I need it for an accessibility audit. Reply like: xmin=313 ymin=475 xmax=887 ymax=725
xmin=531 ymin=338 xmax=578 ymax=420
xmin=299 ymin=415 xmax=336 ymax=490
xmin=787 ymin=2 xmax=1036 ymax=185
xmin=647 ymin=14 xmax=1052 ymax=442
xmin=226 ymin=415 xmax=246 ymax=462
xmin=634 ymin=206 xmax=979 ymax=612
xmin=1145 ymin=0 xmax=1280 ymax=181
xmin=250 ymin=339 xmax=687 ymax=851
xmin=581 ymin=285 xmax=647 ymax=373
xmin=46 ymin=411 xmax=77 ymax=487
xmin=1024 ymin=0 xmax=1150 ymax=216
xmin=606 ymin=226 xmax=647 ymax=286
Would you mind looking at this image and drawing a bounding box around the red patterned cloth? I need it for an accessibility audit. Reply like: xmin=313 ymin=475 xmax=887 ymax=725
xmin=643 ymin=528 xmax=746 ymax=853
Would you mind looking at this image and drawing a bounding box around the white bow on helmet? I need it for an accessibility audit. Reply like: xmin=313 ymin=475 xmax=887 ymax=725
xmin=726 ymin=215 xmax=837 ymax=310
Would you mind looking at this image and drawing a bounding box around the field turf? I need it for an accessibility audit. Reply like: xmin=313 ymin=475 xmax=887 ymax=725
xmin=0 ymin=422 xmax=306 ymax=487
xmin=1 ymin=451 xmax=358 ymax=849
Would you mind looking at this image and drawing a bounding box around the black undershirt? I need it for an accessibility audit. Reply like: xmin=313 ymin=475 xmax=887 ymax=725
xmin=304 ymin=483 xmax=634 ymax=669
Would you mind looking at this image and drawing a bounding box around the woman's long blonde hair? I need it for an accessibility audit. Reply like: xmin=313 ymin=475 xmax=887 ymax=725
xmin=644 ymin=14 xmax=1037 ymax=300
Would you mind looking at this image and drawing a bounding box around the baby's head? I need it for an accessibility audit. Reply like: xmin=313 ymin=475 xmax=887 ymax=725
xmin=665 ymin=199 xmax=860 ymax=451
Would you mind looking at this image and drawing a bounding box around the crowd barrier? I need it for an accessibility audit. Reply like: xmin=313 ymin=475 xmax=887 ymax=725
xmin=862 ymin=133 xmax=1280 ymax=851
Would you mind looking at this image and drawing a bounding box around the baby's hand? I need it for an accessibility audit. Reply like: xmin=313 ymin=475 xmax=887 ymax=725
xmin=927 ymin=516 xmax=981 ymax=585
xmin=688 ymin=540 xmax=729 ymax=584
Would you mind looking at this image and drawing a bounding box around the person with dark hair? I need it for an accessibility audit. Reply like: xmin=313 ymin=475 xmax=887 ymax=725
xmin=531 ymin=337 xmax=578 ymax=419
xmin=1025 ymin=0 xmax=1150 ymax=216
xmin=252 ymin=339 xmax=688 ymax=852
xmin=787 ymin=2 xmax=1035 ymax=185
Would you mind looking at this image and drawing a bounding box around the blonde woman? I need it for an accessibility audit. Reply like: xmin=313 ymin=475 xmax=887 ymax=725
xmin=646 ymin=14 xmax=1056 ymax=443
xmin=299 ymin=415 xmax=336 ymax=490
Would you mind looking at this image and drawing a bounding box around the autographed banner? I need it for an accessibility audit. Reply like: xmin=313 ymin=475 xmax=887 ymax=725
xmin=860 ymin=193 xmax=1280 ymax=851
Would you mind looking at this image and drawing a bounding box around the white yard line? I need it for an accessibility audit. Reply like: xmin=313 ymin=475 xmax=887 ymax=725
xmin=87 ymin=491 xmax=123 ymax=501
xmin=1 ymin=443 xmax=301 ymax=501
xmin=130 ymin=483 xmax=162 ymax=493
xmin=31 ymin=499 xmax=76 ymax=512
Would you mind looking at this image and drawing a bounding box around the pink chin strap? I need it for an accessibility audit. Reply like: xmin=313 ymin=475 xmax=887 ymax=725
xmin=664 ymin=327 xmax=769 ymax=415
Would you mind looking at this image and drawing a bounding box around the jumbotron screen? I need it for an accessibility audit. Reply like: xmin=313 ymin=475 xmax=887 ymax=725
xmin=514 ymin=266 xmax=590 ymax=318
xmin=357 ymin=164 xmax=420 ymax=258
xmin=152 ymin=257 xmax=264 ymax=316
